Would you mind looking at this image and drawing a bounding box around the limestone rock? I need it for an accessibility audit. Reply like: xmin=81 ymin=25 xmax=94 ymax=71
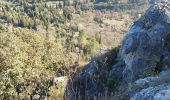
xmin=129 ymin=69 xmax=170 ymax=96
xmin=130 ymin=84 xmax=170 ymax=100
xmin=118 ymin=0 xmax=170 ymax=83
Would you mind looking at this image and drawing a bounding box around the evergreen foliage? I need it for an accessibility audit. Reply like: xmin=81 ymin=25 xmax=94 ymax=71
xmin=0 ymin=1 xmax=100 ymax=99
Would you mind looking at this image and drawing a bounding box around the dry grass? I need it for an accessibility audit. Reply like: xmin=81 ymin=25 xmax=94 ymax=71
xmin=71 ymin=11 xmax=134 ymax=49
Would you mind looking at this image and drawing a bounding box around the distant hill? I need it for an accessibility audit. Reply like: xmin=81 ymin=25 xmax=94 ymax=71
xmin=94 ymin=0 xmax=149 ymax=13
xmin=95 ymin=0 xmax=148 ymax=4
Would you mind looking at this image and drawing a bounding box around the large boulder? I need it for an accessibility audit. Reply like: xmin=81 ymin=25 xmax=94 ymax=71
xmin=118 ymin=0 xmax=170 ymax=83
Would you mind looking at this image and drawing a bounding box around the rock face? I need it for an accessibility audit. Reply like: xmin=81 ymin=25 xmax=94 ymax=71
xmin=118 ymin=0 xmax=170 ymax=83
xmin=126 ymin=0 xmax=170 ymax=99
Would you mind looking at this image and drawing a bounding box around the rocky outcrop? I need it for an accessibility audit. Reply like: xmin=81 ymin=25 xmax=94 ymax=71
xmin=126 ymin=0 xmax=170 ymax=99
xmin=118 ymin=0 xmax=170 ymax=83
xmin=65 ymin=0 xmax=170 ymax=100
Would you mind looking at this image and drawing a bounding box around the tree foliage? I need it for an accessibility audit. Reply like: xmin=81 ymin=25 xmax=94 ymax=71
xmin=0 ymin=1 xmax=100 ymax=99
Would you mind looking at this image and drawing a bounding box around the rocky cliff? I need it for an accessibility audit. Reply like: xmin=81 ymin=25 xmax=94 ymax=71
xmin=65 ymin=0 xmax=170 ymax=100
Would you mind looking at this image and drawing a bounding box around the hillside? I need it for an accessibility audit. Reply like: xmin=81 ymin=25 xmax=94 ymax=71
xmin=65 ymin=0 xmax=170 ymax=100
xmin=0 ymin=0 xmax=154 ymax=100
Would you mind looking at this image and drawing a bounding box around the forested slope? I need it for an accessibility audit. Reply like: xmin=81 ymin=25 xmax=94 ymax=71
xmin=0 ymin=0 xmax=150 ymax=99
xmin=0 ymin=1 xmax=100 ymax=99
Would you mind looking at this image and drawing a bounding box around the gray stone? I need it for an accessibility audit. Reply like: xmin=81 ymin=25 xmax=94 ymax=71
xmin=129 ymin=69 xmax=170 ymax=97
xmin=109 ymin=61 xmax=125 ymax=80
xmin=65 ymin=59 xmax=106 ymax=100
xmin=162 ymin=52 xmax=170 ymax=67
xmin=119 ymin=0 xmax=170 ymax=83
xmin=130 ymin=84 xmax=170 ymax=100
